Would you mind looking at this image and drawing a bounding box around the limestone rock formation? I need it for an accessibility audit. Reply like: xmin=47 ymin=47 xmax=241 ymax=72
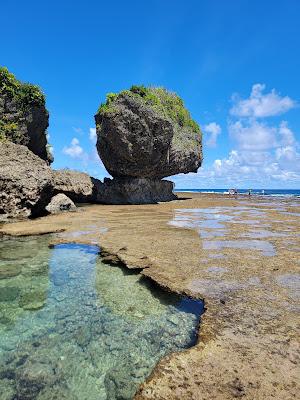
xmin=45 ymin=193 xmax=76 ymax=214
xmin=0 ymin=142 xmax=53 ymax=218
xmin=95 ymin=86 xmax=202 ymax=179
xmin=0 ymin=67 xmax=52 ymax=163
xmin=52 ymin=169 xmax=103 ymax=203
xmin=98 ymin=178 xmax=176 ymax=204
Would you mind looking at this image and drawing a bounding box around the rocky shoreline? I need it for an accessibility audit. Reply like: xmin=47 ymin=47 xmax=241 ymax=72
xmin=1 ymin=193 xmax=299 ymax=400
xmin=1 ymin=76 xmax=202 ymax=218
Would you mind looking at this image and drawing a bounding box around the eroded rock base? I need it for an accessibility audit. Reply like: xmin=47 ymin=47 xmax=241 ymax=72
xmin=97 ymin=178 xmax=177 ymax=204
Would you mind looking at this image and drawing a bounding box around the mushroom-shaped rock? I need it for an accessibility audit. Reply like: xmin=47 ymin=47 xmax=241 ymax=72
xmin=0 ymin=67 xmax=52 ymax=163
xmin=95 ymin=86 xmax=202 ymax=179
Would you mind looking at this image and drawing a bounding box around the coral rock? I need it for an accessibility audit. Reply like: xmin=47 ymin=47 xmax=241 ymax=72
xmin=0 ymin=142 xmax=53 ymax=218
xmin=95 ymin=86 xmax=202 ymax=179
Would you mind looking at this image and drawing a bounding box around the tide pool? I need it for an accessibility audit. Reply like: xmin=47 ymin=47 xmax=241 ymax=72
xmin=0 ymin=236 xmax=203 ymax=400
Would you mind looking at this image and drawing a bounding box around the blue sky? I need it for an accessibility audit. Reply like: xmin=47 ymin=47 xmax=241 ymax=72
xmin=1 ymin=0 xmax=300 ymax=188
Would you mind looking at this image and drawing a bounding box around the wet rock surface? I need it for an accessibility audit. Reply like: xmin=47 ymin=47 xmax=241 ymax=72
xmin=0 ymin=142 xmax=53 ymax=218
xmin=3 ymin=194 xmax=298 ymax=399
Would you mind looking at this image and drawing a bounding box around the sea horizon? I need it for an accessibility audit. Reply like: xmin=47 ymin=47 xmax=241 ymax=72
xmin=175 ymin=188 xmax=300 ymax=197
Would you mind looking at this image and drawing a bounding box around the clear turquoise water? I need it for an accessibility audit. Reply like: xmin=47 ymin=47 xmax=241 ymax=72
xmin=0 ymin=236 xmax=203 ymax=400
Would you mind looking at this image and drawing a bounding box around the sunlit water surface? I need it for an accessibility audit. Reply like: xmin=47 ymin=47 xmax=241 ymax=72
xmin=0 ymin=236 xmax=203 ymax=400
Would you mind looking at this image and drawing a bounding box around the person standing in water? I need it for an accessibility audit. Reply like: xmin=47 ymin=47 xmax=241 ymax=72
xmin=248 ymin=189 xmax=252 ymax=196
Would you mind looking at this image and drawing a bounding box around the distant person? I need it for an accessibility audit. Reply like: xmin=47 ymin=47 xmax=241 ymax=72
xmin=262 ymin=189 xmax=265 ymax=195
xmin=248 ymin=189 xmax=252 ymax=196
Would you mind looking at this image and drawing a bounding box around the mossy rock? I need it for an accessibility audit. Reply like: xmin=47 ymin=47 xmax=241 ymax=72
xmin=0 ymin=66 xmax=52 ymax=162
xmin=95 ymin=85 xmax=202 ymax=179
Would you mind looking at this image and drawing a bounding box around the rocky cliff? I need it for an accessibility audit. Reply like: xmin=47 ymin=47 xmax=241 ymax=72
xmin=0 ymin=142 xmax=53 ymax=218
xmin=0 ymin=67 xmax=52 ymax=163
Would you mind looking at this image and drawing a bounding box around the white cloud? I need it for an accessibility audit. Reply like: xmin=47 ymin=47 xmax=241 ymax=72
xmin=63 ymin=137 xmax=85 ymax=158
xmin=279 ymin=121 xmax=296 ymax=146
xmin=204 ymin=122 xmax=221 ymax=147
xmin=89 ymin=127 xmax=97 ymax=142
xmin=228 ymin=120 xmax=278 ymax=151
xmin=230 ymin=83 xmax=296 ymax=118
xmin=172 ymin=84 xmax=299 ymax=188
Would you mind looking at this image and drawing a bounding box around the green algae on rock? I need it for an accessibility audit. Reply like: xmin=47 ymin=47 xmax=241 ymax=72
xmin=95 ymin=85 xmax=202 ymax=179
xmin=0 ymin=66 xmax=52 ymax=163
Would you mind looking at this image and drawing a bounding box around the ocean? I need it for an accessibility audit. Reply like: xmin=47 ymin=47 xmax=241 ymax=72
xmin=175 ymin=189 xmax=300 ymax=197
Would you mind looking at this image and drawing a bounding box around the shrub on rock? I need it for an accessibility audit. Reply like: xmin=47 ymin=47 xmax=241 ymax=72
xmin=0 ymin=67 xmax=52 ymax=163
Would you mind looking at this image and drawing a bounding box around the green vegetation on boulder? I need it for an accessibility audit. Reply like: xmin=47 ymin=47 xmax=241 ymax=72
xmin=98 ymin=85 xmax=201 ymax=134
xmin=95 ymin=85 xmax=202 ymax=179
xmin=0 ymin=67 xmax=52 ymax=163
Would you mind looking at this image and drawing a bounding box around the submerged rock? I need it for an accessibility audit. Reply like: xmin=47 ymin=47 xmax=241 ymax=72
xmin=45 ymin=193 xmax=76 ymax=214
xmin=98 ymin=178 xmax=176 ymax=204
xmin=15 ymin=360 xmax=59 ymax=399
xmin=0 ymin=67 xmax=52 ymax=163
xmin=18 ymin=290 xmax=47 ymax=310
xmin=95 ymin=86 xmax=202 ymax=179
xmin=0 ymin=286 xmax=20 ymax=302
xmin=0 ymin=264 xmax=22 ymax=280
xmin=52 ymin=169 xmax=102 ymax=203
xmin=0 ymin=142 xmax=53 ymax=218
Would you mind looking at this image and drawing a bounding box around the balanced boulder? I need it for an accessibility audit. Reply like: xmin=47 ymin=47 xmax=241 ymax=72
xmin=95 ymin=86 xmax=202 ymax=179
xmin=0 ymin=142 xmax=53 ymax=218
xmin=0 ymin=67 xmax=52 ymax=163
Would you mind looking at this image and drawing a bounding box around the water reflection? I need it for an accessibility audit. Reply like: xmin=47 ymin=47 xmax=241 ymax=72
xmin=170 ymin=208 xmax=276 ymax=256
xmin=0 ymin=237 xmax=203 ymax=400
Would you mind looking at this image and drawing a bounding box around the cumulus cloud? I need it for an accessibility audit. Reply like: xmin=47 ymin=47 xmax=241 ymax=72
xmin=230 ymin=83 xmax=296 ymax=118
xmin=173 ymin=84 xmax=299 ymax=188
xmin=204 ymin=122 xmax=221 ymax=147
xmin=89 ymin=128 xmax=97 ymax=142
xmin=63 ymin=138 xmax=85 ymax=158
xmin=279 ymin=121 xmax=296 ymax=146
xmin=228 ymin=120 xmax=278 ymax=151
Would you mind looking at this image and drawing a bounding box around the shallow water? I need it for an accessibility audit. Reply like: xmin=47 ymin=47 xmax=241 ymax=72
xmin=203 ymin=239 xmax=276 ymax=256
xmin=0 ymin=236 xmax=203 ymax=400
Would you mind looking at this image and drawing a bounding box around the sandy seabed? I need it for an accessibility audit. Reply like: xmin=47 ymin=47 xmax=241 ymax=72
xmin=1 ymin=193 xmax=299 ymax=400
